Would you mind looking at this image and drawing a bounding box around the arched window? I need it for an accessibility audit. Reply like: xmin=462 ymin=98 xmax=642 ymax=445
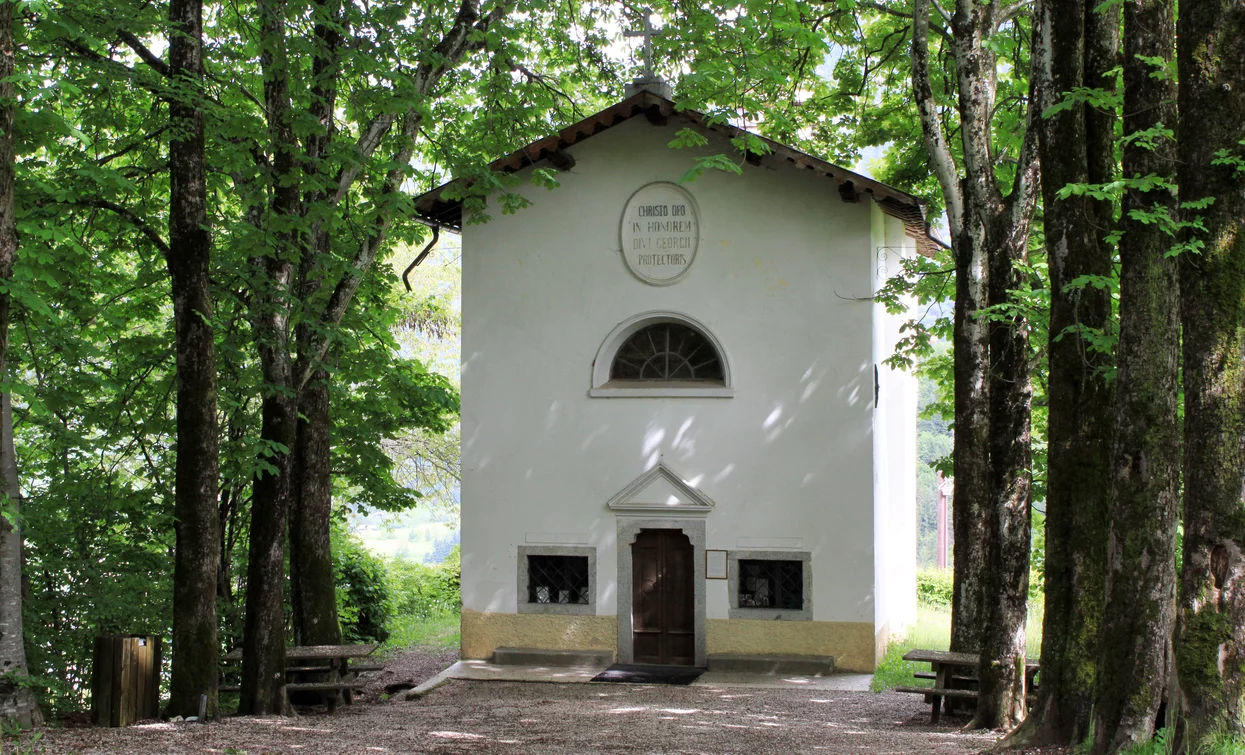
xmin=610 ymin=323 xmax=724 ymax=382
xmin=591 ymin=312 xmax=732 ymax=398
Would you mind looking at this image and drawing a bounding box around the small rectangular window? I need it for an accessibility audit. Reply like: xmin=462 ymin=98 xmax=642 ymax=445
xmin=527 ymin=555 xmax=590 ymax=605
xmin=738 ymin=559 xmax=804 ymax=610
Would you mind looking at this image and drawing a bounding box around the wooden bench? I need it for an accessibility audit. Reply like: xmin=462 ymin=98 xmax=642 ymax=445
xmin=898 ymin=649 xmax=1040 ymax=724
xmin=220 ymin=644 xmax=381 ymax=712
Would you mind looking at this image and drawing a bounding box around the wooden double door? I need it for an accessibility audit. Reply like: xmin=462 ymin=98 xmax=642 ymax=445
xmin=631 ymin=529 xmax=695 ymax=666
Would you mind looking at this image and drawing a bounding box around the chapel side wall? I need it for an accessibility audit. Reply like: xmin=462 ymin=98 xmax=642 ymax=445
xmin=460 ymin=116 xmax=879 ymax=668
xmin=869 ymin=202 xmax=893 ymax=649
xmin=869 ymin=207 xmax=919 ymax=645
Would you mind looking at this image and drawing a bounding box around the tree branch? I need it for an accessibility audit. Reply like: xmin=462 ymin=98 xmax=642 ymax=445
xmin=995 ymin=0 xmax=1033 ymax=30
xmin=859 ymin=1 xmax=950 ymax=40
xmin=296 ymin=0 xmax=515 ymax=389
xmin=912 ymin=0 xmax=963 ymax=239
xmin=1005 ymin=8 xmax=1043 ymax=234
xmin=66 ymin=199 xmax=171 ymax=255
xmin=117 ymin=29 xmax=170 ymax=77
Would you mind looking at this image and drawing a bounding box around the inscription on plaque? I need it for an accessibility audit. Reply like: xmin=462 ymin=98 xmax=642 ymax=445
xmin=619 ymin=182 xmax=699 ymax=285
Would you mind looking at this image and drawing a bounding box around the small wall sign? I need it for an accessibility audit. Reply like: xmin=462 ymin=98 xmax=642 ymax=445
xmin=619 ymin=182 xmax=700 ymax=285
xmin=706 ymin=549 xmax=727 ymax=579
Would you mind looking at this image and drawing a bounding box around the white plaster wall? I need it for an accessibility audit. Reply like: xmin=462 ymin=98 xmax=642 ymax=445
xmin=460 ymin=117 xmax=886 ymax=627
xmin=877 ymin=213 xmax=919 ymax=633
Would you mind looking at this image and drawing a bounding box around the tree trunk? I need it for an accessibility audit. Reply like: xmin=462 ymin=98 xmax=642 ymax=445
xmin=976 ymin=209 xmax=1033 ymax=730
xmin=291 ymin=372 xmax=341 ymax=646
xmin=1092 ymin=2 xmax=1180 ymax=750
xmin=240 ymin=0 xmax=300 ymax=717
xmin=164 ymin=0 xmax=221 ymax=721
xmin=0 ymin=5 xmax=42 ymax=726
xmin=910 ymin=3 xmax=1041 ymax=675
xmin=1016 ymin=0 xmax=1117 ymax=744
xmin=289 ymin=0 xmax=343 ymax=649
xmin=949 ymin=226 xmax=991 ymax=657
xmin=1174 ymin=0 xmax=1245 ymax=741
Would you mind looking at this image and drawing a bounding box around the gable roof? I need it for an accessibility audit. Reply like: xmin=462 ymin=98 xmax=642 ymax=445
xmin=412 ymin=89 xmax=938 ymax=256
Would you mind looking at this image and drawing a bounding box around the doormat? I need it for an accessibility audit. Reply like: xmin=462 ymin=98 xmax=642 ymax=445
xmin=591 ymin=664 xmax=705 ymax=685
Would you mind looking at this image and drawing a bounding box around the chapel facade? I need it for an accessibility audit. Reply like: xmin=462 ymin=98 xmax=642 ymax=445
xmin=415 ymin=86 xmax=923 ymax=672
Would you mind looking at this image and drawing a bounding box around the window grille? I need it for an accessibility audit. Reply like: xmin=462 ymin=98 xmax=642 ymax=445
xmin=610 ymin=323 xmax=724 ymax=382
xmin=738 ymin=559 xmax=803 ymax=610
xmin=527 ymin=555 xmax=590 ymax=605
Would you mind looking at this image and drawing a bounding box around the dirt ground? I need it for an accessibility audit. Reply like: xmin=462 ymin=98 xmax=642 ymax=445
xmin=29 ymin=649 xmax=1074 ymax=755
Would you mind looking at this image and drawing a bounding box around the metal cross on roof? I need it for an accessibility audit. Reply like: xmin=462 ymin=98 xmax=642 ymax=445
xmin=624 ymin=8 xmax=658 ymax=79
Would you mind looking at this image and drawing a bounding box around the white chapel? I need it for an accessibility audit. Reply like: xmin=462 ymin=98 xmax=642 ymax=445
xmin=415 ymin=78 xmax=925 ymax=672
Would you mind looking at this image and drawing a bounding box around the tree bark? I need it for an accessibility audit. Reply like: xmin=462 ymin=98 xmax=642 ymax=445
xmin=164 ymin=0 xmax=221 ymax=721
xmin=1174 ymin=0 xmax=1245 ymax=741
xmin=1014 ymin=0 xmax=1117 ymax=744
xmin=240 ymin=0 xmax=300 ymax=717
xmin=1092 ymin=2 xmax=1180 ymax=750
xmin=291 ymin=372 xmax=341 ymax=646
xmin=0 ymin=2 xmax=43 ymax=725
xmin=912 ymin=0 xmax=987 ymax=658
xmin=911 ymin=8 xmax=1041 ymax=690
xmin=973 ymin=70 xmax=1041 ymax=734
xmin=289 ymin=0 xmax=343 ymax=649
xmin=977 ymin=208 xmax=1034 ymax=730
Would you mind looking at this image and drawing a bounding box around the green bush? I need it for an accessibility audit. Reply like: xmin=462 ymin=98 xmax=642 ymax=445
xmin=386 ymin=545 xmax=461 ymax=619
xmin=917 ymin=567 xmax=954 ymax=608
xmin=917 ymin=567 xmax=1044 ymax=608
xmin=334 ymin=533 xmax=392 ymax=644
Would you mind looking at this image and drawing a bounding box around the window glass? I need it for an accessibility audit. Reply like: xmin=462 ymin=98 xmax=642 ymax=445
xmin=610 ymin=323 xmax=724 ymax=382
xmin=738 ymin=559 xmax=803 ymax=610
xmin=527 ymin=555 xmax=590 ymax=605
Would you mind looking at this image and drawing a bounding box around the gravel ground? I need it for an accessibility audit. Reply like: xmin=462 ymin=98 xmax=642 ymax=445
xmin=29 ymin=676 xmax=1076 ymax=755
xmin=356 ymin=647 xmax=460 ymax=702
xmin=25 ymin=648 xmax=1075 ymax=755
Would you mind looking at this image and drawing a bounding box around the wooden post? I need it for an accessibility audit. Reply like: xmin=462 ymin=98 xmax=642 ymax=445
xmin=91 ymin=635 xmax=162 ymax=727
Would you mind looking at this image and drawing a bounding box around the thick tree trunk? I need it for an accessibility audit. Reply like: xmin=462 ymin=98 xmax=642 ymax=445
xmin=1092 ymin=2 xmax=1180 ymax=750
xmin=0 ymin=6 xmax=42 ymax=725
xmin=289 ymin=0 xmax=343 ymax=648
xmin=164 ymin=0 xmax=221 ymax=721
xmin=240 ymin=388 xmax=296 ymax=716
xmin=1174 ymin=0 xmax=1245 ymax=741
xmin=949 ymin=228 xmax=991 ymax=656
xmin=949 ymin=0 xmax=1042 ymax=729
xmin=976 ymin=212 xmax=1033 ymax=730
xmin=240 ymin=0 xmax=300 ymax=717
xmin=291 ymin=372 xmax=341 ymax=646
xmin=945 ymin=0 xmax=992 ymax=657
xmin=1016 ymin=0 xmax=1117 ymax=744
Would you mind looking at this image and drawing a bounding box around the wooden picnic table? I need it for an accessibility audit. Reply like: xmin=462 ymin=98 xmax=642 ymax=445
xmin=221 ymin=644 xmax=381 ymax=712
xmin=897 ymin=649 xmax=1039 ymax=723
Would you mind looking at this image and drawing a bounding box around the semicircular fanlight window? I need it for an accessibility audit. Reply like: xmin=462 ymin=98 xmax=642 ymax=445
xmin=610 ymin=323 xmax=724 ymax=382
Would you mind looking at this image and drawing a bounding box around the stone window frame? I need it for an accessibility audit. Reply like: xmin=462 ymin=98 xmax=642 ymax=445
xmin=590 ymin=311 xmax=733 ymax=398
xmin=727 ymin=550 xmax=813 ymax=621
xmin=517 ymin=545 xmax=597 ymax=616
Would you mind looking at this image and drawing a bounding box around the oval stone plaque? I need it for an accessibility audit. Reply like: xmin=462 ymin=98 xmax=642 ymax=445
xmin=619 ymin=182 xmax=699 ymax=285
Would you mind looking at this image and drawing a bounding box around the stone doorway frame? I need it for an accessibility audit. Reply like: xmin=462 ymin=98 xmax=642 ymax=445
xmin=616 ymin=517 xmax=707 ymax=667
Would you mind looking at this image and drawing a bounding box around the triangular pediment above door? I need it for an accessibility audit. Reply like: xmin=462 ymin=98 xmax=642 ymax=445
xmin=606 ymin=462 xmax=715 ymax=515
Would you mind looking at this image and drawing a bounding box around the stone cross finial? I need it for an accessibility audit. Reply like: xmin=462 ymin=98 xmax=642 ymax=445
xmin=624 ymin=8 xmax=658 ymax=80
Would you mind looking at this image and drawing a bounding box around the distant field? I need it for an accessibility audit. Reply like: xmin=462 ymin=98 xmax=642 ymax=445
xmin=355 ymin=521 xmax=457 ymax=562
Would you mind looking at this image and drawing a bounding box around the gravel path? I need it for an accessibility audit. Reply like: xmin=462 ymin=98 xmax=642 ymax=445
xmin=28 ymin=648 xmax=1075 ymax=755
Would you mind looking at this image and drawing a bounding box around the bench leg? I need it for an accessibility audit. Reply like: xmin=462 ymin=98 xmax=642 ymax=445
xmin=932 ymin=663 xmax=953 ymax=724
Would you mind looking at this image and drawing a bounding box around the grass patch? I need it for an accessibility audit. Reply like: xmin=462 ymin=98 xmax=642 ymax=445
xmin=871 ymin=598 xmax=1045 ymax=693
xmin=379 ymin=610 xmax=461 ymax=656
xmin=871 ymin=605 xmax=952 ymax=692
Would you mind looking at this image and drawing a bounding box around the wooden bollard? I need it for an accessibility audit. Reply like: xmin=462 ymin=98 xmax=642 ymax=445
xmin=91 ymin=635 xmax=162 ymax=727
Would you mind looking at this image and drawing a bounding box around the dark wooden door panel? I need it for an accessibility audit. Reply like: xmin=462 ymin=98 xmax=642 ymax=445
xmin=631 ymin=529 xmax=695 ymax=666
